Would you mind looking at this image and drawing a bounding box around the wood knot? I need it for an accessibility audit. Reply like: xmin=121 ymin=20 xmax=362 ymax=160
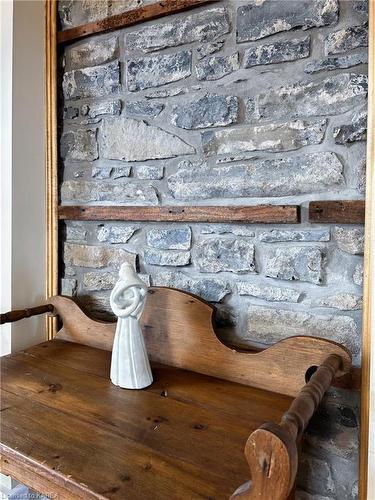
xmin=48 ymin=383 xmax=63 ymax=393
xmin=192 ymin=423 xmax=207 ymax=430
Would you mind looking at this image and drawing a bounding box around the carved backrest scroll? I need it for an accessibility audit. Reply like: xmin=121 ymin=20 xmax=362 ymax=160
xmin=50 ymin=289 xmax=351 ymax=397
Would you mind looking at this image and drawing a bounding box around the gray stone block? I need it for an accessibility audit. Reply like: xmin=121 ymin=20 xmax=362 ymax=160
xmin=305 ymin=52 xmax=368 ymax=74
xmin=83 ymin=271 xmax=149 ymax=290
xmin=237 ymin=0 xmax=338 ymax=42
xmin=126 ymin=8 xmax=230 ymax=52
xmin=145 ymin=88 xmax=184 ymax=99
xmin=244 ymin=36 xmax=310 ymax=68
xmin=352 ymin=0 xmax=367 ymax=13
xmin=353 ymin=262 xmax=364 ymax=286
xmin=197 ymin=41 xmax=225 ymax=60
xmin=201 ymin=225 xmax=255 ymax=237
xmin=195 ymin=53 xmax=239 ymax=81
xmin=325 ymin=24 xmax=368 ymax=55
xmin=64 ymin=266 xmax=76 ymax=277
xmin=151 ymin=271 xmax=230 ymax=302
xmin=59 ymin=0 xmax=109 ymax=29
xmin=147 ymin=227 xmax=192 ymax=250
xmin=63 ymin=61 xmax=120 ymax=100
xmin=259 ymin=229 xmax=330 ymax=243
xmin=237 ymin=282 xmax=301 ymax=303
xmin=58 ymin=0 xmax=74 ymax=29
xmin=81 ymin=100 xmax=121 ymax=119
xmin=66 ymin=36 xmax=118 ymax=69
xmin=64 ymin=243 xmax=136 ymax=268
xmin=265 ymin=247 xmax=324 ymax=285
xmin=246 ymin=74 xmax=368 ymax=123
xmin=97 ymin=225 xmax=139 ymax=243
xmin=172 ymin=94 xmax=238 ymax=130
xmin=101 ymin=117 xmax=195 ymax=161
xmin=299 ymin=456 xmax=335 ymax=496
xmin=133 ymin=165 xmax=164 ymax=180
xmin=202 ymin=119 xmax=327 ymax=156
xmin=357 ymin=157 xmax=366 ymax=194
xmin=112 ymin=166 xmax=132 ymax=179
xmin=194 ymin=238 xmax=256 ymax=274
xmin=305 ymin=386 xmax=359 ymax=460
xmin=245 ymin=305 xmax=359 ymax=355
xmin=83 ymin=271 xmax=116 ymax=290
xmin=61 ymin=129 xmax=98 ymax=162
xmin=314 ymin=293 xmax=362 ymax=310
xmin=295 ymin=489 xmax=334 ymax=500
xmin=144 ymin=248 xmax=190 ymax=266
xmin=61 ymin=278 xmax=77 ymax=296
xmin=168 ymin=153 xmax=343 ymax=200
xmin=64 ymin=106 xmax=79 ymax=119
xmin=66 ymin=223 xmax=87 ymax=241
xmin=124 ymin=101 xmax=164 ymax=118
xmin=61 ymin=180 xmax=158 ymax=205
xmin=110 ymin=0 xmax=147 ymax=16
xmin=333 ymin=227 xmax=365 ymax=255
xmin=216 ymin=152 xmax=265 ymax=164
xmin=333 ymin=108 xmax=367 ymax=144
xmin=92 ymin=166 xmax=113 ymax=179
xmin=127 ymin=51 xmax=191 ymax=92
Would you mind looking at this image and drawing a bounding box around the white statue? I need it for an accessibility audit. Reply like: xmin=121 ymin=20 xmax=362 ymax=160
xmin=110 ymin=263 xmax=153 ymax=389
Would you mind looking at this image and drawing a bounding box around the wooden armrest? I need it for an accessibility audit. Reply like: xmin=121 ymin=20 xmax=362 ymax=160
xmin=0 ymin=304 xmax=55 ymax=325
xmin=231 ymin=354 xmax=341 ymax=500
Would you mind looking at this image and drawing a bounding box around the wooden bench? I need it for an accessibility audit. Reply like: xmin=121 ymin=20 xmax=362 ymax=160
xmin=0 ymin=288 xmax=352 ymax=499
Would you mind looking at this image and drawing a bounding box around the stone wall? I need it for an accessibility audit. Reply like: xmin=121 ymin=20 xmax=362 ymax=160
xmin=58 ymin=1 xmax=367 ymax=497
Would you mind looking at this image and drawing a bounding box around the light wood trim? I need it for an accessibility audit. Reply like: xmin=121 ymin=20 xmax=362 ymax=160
xmin=58 ymin=205 xmax=300 ymax=224
xmin=47 ymin=292 xmax=352 ymax=398
xmin=45 ymin=0 xmax=58 ymax=340
xmin=360 ymin=1 xmax=375 ymax=498
xmin=57 ymin=0 xmax=216 ymax=44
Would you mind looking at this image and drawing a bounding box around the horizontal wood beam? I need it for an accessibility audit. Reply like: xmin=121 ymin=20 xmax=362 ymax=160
xmin=309 ymin=200 xmax=365 ymax=224
xmin=58 ymin=205 xmax=301 ymax=224
xmin=57 ymin=0 xmax=216 ymax=44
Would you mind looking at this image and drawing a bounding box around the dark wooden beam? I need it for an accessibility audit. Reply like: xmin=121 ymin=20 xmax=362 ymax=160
xmin=309 ymin=200 xmax=365 ymax=224
xmin=58 ymin=205 xmax=301 ymax=224
xmin=57 ymin=0 xmax=216 ymax=44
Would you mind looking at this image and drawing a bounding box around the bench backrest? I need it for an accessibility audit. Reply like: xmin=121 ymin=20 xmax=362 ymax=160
xmin=50 ymin=288 xmax=351 ymax=397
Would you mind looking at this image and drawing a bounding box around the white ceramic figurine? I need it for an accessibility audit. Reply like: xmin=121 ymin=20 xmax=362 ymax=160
xmin=109 ymin=263 xmax=153 ymax=389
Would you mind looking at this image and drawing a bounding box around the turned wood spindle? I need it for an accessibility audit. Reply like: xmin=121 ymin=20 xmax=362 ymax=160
xmin=280 ymin=354 xmax=342 ymax=440
xmin=0 ymin=304 xmax=55 ymax=325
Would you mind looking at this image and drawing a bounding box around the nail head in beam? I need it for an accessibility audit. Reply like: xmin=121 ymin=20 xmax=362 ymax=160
xmin=309 ymin=200 xmax=365 ymax=224
xmin=58 ymin=205 xmax=301 ymax=224
xmin=57 ymin=0 xmax=217 ymax=44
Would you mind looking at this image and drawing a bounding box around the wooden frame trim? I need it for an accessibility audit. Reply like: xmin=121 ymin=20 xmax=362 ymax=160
xmin=45 ymin=0 xmax=58 ymax=340
xmin=360 ymin=1 xmax=374 ymax=498
xmin=57 ymin=0 xmax=216 ymax=44
xmin=57 ymin=205 xmax=301 ymax=224
xmin=309 ymin=200 xmax=365 ymax=224
xmin=46 ymin=0 xmax=373 ymax=493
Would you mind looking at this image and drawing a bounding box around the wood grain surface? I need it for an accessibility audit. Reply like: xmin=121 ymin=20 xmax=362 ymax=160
xmin=309 ymin=200 xmax=365 ymax=223
xmin=0 ymin=340 xmax=292 ymax=499
xmin=58 ymin=205 xmax=300 ymax=224
xmin=49 ymin=290 xmax=351 ymax=398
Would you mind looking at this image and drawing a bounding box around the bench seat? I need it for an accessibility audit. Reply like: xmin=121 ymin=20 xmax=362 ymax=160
xmin=1 ymin=339 xmax=293 ymax=500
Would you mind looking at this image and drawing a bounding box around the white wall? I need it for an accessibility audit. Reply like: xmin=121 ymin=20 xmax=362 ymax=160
xmin=0 ymin=0 xmax=14 ymax=356
xmin=0 ymin=0 xmax=46 ymax=354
